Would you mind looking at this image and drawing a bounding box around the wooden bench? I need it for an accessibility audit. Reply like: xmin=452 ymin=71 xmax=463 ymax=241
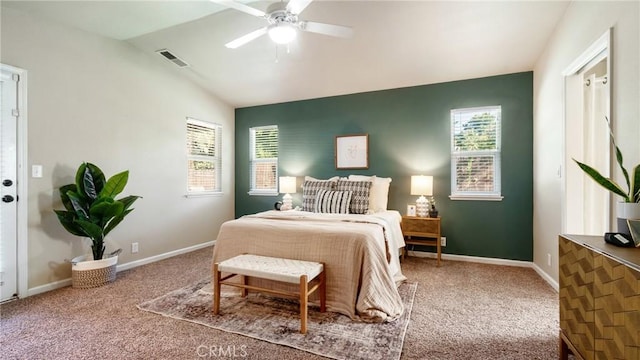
xmin=213 ymin=254 xmax=326 ymax=334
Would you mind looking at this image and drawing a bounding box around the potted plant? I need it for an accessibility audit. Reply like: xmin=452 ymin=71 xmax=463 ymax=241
xmin=428 ymin=196 xmax=438 ymax=218
xmin=574 ymin=118 xmax=640 ymax=236
xmin=54 ymin=162 xmax=141 ymax=288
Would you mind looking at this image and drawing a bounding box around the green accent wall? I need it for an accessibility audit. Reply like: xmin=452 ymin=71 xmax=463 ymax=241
xmin=235 ymin=72 xmax=533 ymax=261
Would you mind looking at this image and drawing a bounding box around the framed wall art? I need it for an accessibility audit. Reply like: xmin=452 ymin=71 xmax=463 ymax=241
xmin=335 ymin=134 xmax=369 ymax=169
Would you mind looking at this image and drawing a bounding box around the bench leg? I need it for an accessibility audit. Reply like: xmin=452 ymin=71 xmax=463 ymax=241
xmin=319 ymin=268 xmax=326 ymax=313
xmin=241 ymin=275 xmax=248 ymax=297
xmin=213 ymin=263 xmax=221 ymax=315
xmin=300 ymin=275 xmax=308 ymax=334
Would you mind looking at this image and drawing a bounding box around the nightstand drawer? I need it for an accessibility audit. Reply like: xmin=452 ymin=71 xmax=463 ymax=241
xmin=401 ymin=216 xmax=440 ymax=235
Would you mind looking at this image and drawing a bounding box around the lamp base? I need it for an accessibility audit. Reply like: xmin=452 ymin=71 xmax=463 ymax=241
xmin=416 ymin=196 xmax=429 ymax=217
xmin=282 ymin=193 xmax=293 ymax=211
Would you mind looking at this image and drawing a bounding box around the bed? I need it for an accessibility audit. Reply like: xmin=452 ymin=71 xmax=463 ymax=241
xmin=213 ymin=175 xmax=407 ymax=321
xmin=211 ymin=209 xmax=406 ymax=322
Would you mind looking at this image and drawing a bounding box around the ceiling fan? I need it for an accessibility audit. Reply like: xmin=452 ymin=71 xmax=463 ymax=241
xmin=211 ymin=0 xmax=354 ymax=49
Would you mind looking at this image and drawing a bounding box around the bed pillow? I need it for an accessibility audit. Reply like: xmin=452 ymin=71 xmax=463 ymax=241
xmin=348 ymin=175 xmax=392 ymax=213
xmin=314 ymin=190 xmax=352 ymax=214
xmin=301 ymin=179 xmax=337 ymax=211
xmin=336 ymin=180 xmax=372 ymax=214
xmin=304 ymin=176 xmax=339 ymax=182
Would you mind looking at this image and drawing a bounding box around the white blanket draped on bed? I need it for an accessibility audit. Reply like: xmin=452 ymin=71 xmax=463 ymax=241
xmin=212 ymin=210 xmax=406 ymax=322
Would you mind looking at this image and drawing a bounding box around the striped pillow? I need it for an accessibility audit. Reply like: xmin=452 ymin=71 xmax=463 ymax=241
xmin=336 ymin=180 xmax=371 ymax=214
xmin=314 ymin=190 xmax=353 ymax=214
xmin=301 ymin=179 xmax=337 ymax=212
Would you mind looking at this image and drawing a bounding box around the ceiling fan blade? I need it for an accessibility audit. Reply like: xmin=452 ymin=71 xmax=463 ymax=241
xmin=225 ymin=27 xmax=268 ymax=49
xmin=300 ymin=21 xmax=354 ymax=38
xmin=286 ymin=0 xmax=314 ymax=15
xmin=210 ymin=0 xmax=266 ymax=18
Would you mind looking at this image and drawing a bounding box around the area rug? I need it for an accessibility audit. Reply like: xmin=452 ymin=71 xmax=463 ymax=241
xmin=137 ymin=280 xmax=417 ymax=360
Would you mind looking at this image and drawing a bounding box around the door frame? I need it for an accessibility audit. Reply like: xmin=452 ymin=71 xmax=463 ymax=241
xmin=1 ymin=63 xmax=28 ymax=299
xmin=561 ymin=29 xmax=612 ymax=234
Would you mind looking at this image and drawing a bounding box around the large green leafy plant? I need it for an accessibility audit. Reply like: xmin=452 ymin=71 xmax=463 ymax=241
xmin=574 ymin=118 xmax=640 ymax=203
xmin=54 ymin=163 xmax=141 ymax=260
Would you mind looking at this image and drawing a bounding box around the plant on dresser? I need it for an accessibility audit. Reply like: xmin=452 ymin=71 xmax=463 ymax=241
xmin=573 ymin=117 xmax=640 ymax=235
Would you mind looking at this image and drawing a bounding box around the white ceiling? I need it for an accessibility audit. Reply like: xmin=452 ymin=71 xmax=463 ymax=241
xmin=2 ymin=1 xmax=570 ymax=108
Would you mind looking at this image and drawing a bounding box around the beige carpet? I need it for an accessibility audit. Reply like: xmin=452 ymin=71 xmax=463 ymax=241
xmin=0 ymin=247 xmax=559 ymax=359
xmin=137 ymin=280 xmax=416 ymax=360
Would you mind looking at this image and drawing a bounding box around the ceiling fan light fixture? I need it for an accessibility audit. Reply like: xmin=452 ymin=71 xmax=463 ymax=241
xmin=268 ymin=23 xmax=297 ymax=44
xmin=216 ymin=0 xmax=353 ymax=49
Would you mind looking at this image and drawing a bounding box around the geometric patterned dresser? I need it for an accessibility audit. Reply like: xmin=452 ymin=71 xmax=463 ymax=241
xmin=559 ymin=234 xmax=640 ymax=360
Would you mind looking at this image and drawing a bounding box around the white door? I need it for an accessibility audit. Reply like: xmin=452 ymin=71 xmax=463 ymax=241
xmin=1 ymin=67 xmax=19 ymax=302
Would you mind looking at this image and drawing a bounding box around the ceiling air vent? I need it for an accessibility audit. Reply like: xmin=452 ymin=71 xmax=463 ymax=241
xmin=156 ymin=49 xmax=189 ymax=68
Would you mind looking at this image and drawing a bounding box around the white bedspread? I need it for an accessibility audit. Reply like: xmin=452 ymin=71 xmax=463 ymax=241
xmin=212 ymin=210 xmax=406 ymax=322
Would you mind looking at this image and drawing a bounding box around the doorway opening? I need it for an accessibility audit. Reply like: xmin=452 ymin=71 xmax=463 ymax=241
xmin=1 ymin=63 xmax=27 ymax=302
xmin=562 ymin=30 xmax=612 ymax=235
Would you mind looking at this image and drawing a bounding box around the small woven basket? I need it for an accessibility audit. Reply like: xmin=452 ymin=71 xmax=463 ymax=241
xmin=70 ymin=255 xmax=118 ymax=289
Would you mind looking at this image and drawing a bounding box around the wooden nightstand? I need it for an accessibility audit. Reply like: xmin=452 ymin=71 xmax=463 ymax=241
xmin=401 ymin=216 xmax=442 ymax=266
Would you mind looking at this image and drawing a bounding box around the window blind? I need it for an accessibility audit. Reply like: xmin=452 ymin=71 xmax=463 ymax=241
xmin=450 ymin=106 xmax=501 ymax=198
xmin=186 ymin=118 xmax=221 ymax=193
xmin=250 ymin=125 xmax=278 ymax=193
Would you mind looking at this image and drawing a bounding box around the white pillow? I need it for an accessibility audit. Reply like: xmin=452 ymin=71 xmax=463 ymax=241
xmin=348 ymin=175 xmax=392 ymax=213
xmin=302 ymin=176 xmax=339 ymax=190
xmin=304 ymin=176 xmax=340 ymax=182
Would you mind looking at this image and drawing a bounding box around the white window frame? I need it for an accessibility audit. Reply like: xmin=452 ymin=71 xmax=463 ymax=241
xmin=449 ymin=106 xmax=503 ymax=201
xmin=186 ymin=117 xmax=222 ymax=196
xmin=249 ymin=125 xmax=278 ymax=196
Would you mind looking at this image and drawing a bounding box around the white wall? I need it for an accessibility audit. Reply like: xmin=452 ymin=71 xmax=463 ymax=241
xmin=533 ymin=1 xmax=639 ymax=283
xmin=1 ymin=7 xmax=235 ymax=289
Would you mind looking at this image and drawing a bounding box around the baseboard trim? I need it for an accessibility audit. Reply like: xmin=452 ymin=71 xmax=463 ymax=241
xmin=28 ymin=243 xmax=557 ymax=297
xmin=26 ymin=241 xmax=216 ymax=297
xmin=531 ymin=262 xmax=559 ymax=292
xmin=407 ymin=250 xmax=532 ymax=267
xmin=27 ymin=278 xmax=72 ymax=297
xmin=116 ymin=240 xmax=215 ymax=272
xmin=408 ymin=250 xmax=560 ymax=291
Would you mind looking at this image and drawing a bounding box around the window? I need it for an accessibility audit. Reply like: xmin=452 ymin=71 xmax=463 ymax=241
xmin=450 ymin=106 xmax=502 ymax=200
xmin=186 ymin=118 xmax=222 ymax=194
xmin=250 ymin=125 xmax=278 ymax=195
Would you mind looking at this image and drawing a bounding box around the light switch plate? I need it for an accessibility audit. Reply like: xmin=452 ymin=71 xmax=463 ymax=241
xmin=32 ymin=165 xmax=43 ymax=178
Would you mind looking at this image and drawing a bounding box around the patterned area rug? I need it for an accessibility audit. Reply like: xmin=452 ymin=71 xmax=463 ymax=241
xmin=137 ymin=280 xmax=417 ymax=360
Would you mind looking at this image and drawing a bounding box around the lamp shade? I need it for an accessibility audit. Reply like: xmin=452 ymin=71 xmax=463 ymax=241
xmin=279 ymin=176 xmax=297 ymax=194
xmin=411 ymin=175 xmax=433 ymax=196
xmin=268 ymin=23 xmax=297 ymax=44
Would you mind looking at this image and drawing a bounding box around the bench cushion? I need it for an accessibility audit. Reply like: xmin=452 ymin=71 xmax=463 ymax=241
xmin=218 ymin=254 xmax=323 ymax=284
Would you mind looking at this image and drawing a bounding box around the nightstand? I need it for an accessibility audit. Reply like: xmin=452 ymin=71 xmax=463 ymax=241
xmin=401 ymin=216 xmax=442 ymax=266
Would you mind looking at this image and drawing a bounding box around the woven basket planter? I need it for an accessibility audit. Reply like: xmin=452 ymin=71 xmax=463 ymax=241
xmin=71 ymin=255 xmax=118 ymax=289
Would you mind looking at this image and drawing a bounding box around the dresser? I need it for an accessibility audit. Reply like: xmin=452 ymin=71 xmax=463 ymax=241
xmin=559 ymin=234 xmax=640 ymax=360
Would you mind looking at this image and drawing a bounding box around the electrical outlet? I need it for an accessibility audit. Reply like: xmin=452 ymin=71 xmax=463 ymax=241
xmin=441 ymin=237 xmax=446 ymax=247
xmin=547 ymin=253 xmax=551 ymax=267
xmin=131 ymin=242 xmax=139 ymax=254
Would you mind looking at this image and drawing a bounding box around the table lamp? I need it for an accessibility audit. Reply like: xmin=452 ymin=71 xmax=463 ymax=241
xmin=279 ymin=176 xmax=297 ymax=210
xmin=411 ymin=175 xmax=433 ymax=217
